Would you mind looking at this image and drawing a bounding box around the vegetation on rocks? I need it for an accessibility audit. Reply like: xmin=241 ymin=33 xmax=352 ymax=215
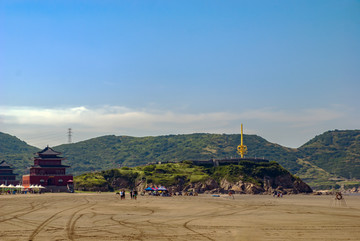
xmin=74 ymin=160 xmax=311 ymax=194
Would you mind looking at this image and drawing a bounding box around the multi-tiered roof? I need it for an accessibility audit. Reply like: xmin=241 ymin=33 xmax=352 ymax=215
xmin=31 ymin=146 xmax=70 ymax=169
xmin=0 ymin=160 xmax=18 ymax=184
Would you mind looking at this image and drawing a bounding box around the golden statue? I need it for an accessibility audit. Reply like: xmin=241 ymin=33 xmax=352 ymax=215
xmin=237 ymin=124 xmax=247 ymax=158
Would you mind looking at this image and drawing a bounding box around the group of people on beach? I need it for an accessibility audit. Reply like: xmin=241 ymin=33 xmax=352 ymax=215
xmin=117 ymin=190 xmax=138 ymax=200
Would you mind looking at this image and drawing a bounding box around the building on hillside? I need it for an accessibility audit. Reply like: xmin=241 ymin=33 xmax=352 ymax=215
xmin=190 ymin=157 xmax=269 ymax=167
xmin=0 ymin=160 xmax=19 ymax=185
xmin=22 ymin=146 xmax=73 ymax=192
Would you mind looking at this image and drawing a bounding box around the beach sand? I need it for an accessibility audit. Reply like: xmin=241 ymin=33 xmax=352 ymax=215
xmin=0 ymin=193 xmax=359 ymax=241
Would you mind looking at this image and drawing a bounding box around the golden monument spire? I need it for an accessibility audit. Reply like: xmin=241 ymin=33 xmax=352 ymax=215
xmin=237 ymin=124 xmax=247 ymax=158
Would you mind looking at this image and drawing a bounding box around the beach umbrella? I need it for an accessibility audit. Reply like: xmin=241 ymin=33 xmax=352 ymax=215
xmin=29 ymin=185 xmax=35 ymax=189
xmin=38 ymin=185 xmax=45 ymax=189
xmin=0 ymin=184 xmax=6 ymax=188
xmin=8 ymin=184 xmax=15 ymax=188
xmin=145 ymin=187 xmax=154 ymax=191
xmin=157 ymin=186 xmax=167 ymax=191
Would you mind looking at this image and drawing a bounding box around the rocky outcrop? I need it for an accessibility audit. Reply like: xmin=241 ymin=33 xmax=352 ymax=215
xmin=182 ymin=178 xmax=219 ymax=193
xmin=158 ymin=174 xmax=312 ymax=195
xmin=78 ymin=173 xmax=312 ymax=194
xmin=110 ymin=177 xmax=132 ymax=189
xmin=75 ymin=162 xmax=313 ymax=194
xmin=262 ymin=175 xmax=312 ymax=194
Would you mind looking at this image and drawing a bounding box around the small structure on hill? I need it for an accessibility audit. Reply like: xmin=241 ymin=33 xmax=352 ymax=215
xmin=0 ymin=160 xmax=19 ymax=185
xmin=22 ymin=146 xmax=73 ymax=192
xmin=191 ymin=157 xmax=269 ymax=167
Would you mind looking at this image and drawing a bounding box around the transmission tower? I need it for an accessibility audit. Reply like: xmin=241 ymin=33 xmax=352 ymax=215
xmin=68 ymin=128 xmax=72 ymax=144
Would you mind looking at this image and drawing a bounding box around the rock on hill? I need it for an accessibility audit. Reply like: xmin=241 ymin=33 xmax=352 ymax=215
xmin=74 ymin=161 xmax=312 ymax=194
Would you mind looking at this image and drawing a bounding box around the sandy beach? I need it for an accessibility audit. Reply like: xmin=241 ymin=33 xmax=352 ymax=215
xmin=0 ymin=193 xmax=359 ymax=241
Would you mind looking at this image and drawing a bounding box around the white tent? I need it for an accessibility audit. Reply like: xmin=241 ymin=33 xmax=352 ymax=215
xmin=7 ymin=184 xmax=15 ymax=188
xmin=0 ymin=184 xmax=6 ymax=193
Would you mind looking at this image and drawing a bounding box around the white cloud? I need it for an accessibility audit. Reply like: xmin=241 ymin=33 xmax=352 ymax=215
xmin=0 ymin=105 xmax=350 ymax=148
xmin=240 ymin=108 xmax=344 ymax=126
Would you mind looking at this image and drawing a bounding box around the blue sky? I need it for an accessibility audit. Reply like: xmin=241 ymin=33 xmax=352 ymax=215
xmin=1 ymin=0 xmax=359 ymax=148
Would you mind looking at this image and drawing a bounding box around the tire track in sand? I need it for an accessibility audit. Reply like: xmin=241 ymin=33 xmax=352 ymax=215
xmin=28 ymin=198 xmax=91 ymax=241
xmin=183 ymin=219 xmax=216 ymax=241
xmin=110 ymin=215 xmax=145 ymax=241
xmin=66 ymin=200 xmax=97 ymax=241
xmin=0 ymin=201 xmax=46 ymax=224
xmin=181 ymin=202 xmax=260 ymax=241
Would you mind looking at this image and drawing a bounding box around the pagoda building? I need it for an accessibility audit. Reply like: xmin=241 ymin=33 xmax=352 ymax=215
xmin=22 ymin=146 xmax=73 ymax=192
xmin=0 ymin=160 xmax=19 ymax=185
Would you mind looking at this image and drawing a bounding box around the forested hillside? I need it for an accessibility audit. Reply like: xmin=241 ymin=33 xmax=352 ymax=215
xmin=0 ymin=132 xmax=39 ymax=175
xmin=54 ymin=133 xmax=301 ymax=177
xmin=299 ymin=130 xmax=360 ymax=179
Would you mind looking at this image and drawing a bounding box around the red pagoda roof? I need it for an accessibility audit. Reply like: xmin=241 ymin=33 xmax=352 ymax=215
xmin=37 ymin=146 xmax=62 ymax=156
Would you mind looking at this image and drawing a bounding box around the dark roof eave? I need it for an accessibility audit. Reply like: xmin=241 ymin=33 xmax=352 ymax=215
xmin=31 ymin=165 xmax=70 ymax=168
xmin=36 ymin=146 xmax=62 ymax=156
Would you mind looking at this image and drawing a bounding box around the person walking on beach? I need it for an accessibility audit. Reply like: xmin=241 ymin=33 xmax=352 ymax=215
xmin=133 ymin=190 xmax=138 ymax=200
xmin=122 ymin=190 xmax=126 ymax=200
xmin=130 ymin=190 xmax=133 ymax=199
xmin=229 ymin=191 xmax=235 ymax=199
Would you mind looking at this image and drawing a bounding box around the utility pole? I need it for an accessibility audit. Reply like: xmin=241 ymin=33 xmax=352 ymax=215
xmin=68 ymin=128 xmax=72 ymax=144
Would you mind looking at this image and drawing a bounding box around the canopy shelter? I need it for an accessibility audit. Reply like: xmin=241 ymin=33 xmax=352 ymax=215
xmin=15 ymin=185 xmax=24 ymax=191
xmin=145 ymin=187 xmax=155 ymax=191
xmin=157 ymin=186 xmax=167 ymax=191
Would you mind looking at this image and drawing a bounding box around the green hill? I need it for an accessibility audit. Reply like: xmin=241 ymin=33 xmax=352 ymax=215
xmin=298 ymin=130 xmax=360 ymax=184
xmin=54 ymin=133 xmax=301 ymax=177
xmin=0 ymin=132 xmax=39 ymax=175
